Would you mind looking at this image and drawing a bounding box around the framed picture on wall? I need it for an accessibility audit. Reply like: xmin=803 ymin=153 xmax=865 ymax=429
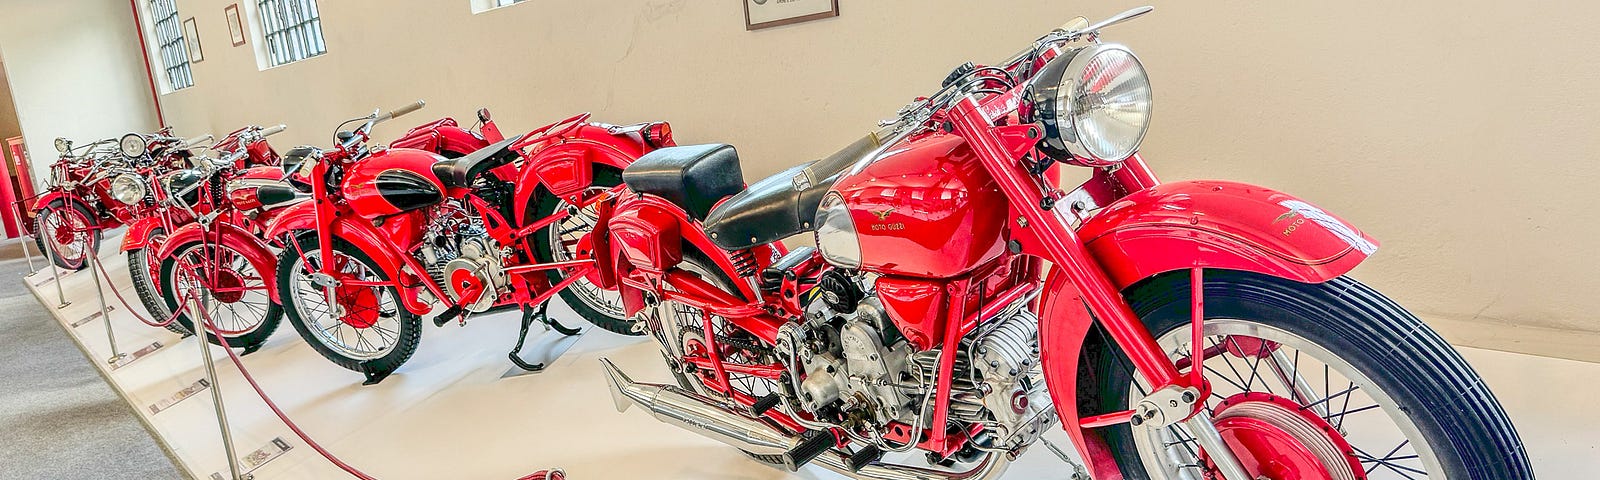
xmin=744 ymin=0 xmax=839 ymax=31
xmin=183 ymin=18 xmax=203 ymax=63
xmin=225 ymin=4 xmax=246 ymax=46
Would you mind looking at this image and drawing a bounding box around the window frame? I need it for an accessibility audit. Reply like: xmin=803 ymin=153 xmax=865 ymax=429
xmin=472 ymin=0 xmax=526 ymax=14
xmin=255 ymin=0 xmax=327 ymax=68
xmin=147 ymin=0 xmax=193 ymax=91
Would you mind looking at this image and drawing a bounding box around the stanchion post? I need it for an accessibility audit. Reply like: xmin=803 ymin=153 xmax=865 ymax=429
xmin=89 ymin=254 xmax=124 ymax=363
xmin=37 ymin=214 xmax=69 ymax=308
xmin=189 ymin=291 xmax=243 ymax=480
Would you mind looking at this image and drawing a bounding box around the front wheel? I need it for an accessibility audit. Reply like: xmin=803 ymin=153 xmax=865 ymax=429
xmin=129 ymin=227 xmax=186 ymax=335
xmin=277 ymin=234 xmax=421 ymax=377
xmin=158 ymin=239 xmax=282 ymax=349
xmin=35 ymin=202 xmax=101 ymax=271
xmin=1087 ymin=270 xmax=1532 ymax=480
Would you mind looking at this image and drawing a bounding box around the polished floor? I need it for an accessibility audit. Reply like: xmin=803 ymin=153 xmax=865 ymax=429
xmin=18 ymin=243 xmax=1600 ymax=479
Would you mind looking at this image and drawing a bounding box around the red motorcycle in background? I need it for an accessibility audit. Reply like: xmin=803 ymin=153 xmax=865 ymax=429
xmin=32 ymin=129 xmax=208 ymax=270
xmin=125 ymin=124 xmax=288 ymax=332
xmin=266 ymin=101 xmax=673 ymax=384
xmin=596 ymin=8 xmax=1530 ymax=480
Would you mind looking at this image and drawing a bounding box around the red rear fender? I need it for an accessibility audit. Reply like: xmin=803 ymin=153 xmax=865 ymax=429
xmin=1078 ymin=180 xmax=1377 ymax=288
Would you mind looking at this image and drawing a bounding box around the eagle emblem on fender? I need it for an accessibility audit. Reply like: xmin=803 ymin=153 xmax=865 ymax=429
xmin=872 ymin=208 xmax=895 ymax=220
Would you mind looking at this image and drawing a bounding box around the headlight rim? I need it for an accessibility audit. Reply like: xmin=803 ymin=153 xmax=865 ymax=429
xmin=119 ymin=133 xmax=148 ymax=159
xmin=1030 ymin=42 xmax=1153 ymax=167
xmin=814 ymin=191 xmax=863 ymax=269
xmin=109 ymin=172 xmax=148 ymax=205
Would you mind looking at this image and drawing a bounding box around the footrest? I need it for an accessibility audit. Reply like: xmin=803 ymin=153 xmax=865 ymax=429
xmin=847 ymin=444 xmax=883 ymax=472
xmin=782 ymin=429 xmax=835 ymax=472
xmin=750 ymin=393 xmax=781 ymax=417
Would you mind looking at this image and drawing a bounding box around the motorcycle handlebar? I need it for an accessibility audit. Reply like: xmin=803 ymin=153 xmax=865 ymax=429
xmin=182 ymin=135 xmax=214 ymax=149
xmin=378 ymin=100 xmax=426 ymax=124
xmin=260 ymin=124 xmax=288 ymax=137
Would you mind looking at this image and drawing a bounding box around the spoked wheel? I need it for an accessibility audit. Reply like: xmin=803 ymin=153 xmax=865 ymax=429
xmin=129 ymin=228 xmax=184 ymax=335
xmin=659 ymin=249 xmax=788 ymax=466
xmin=278 ymin=235 xmax=421 ymax=377
xmin=158 ymin=240 xmax=282 ymax=349
xmin=530 ymin=168 xmax=633 ymax=335
xmin=35 ymin=202 xmax=99 ymax=271
xmin=1089 ymin=270 xmax=1533 ymax=480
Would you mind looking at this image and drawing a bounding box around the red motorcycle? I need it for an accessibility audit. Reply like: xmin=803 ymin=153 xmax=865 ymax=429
xmin=125 ymin=124 xmax=288 ymax=331
xmin=137 ymin=125 xmax=297 ymax=348
xmin=596 ymin=8 xmax=1529 ymax=480
xmin=266 ymin=101 xmax=672 ymax=384
xmin=33 ymin=129 xmax=207 ymax=270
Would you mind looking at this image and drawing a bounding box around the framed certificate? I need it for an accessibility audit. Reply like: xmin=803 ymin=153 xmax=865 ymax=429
xmin=225 ymin=4 xmax=246 ymax=46
xmin=183 ymin=18 xmax=203 ymax=63
xmin=744 ymin=0 xmax=839 ymax=31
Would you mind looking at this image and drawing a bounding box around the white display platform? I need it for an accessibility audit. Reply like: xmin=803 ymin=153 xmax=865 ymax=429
xmin=22 ymin=238 xmax=1600 ymax=478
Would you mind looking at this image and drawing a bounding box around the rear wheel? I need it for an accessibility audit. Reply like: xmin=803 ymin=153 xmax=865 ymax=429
xmin=277 ymin=234 xmax=421 ymax=376
xmin=35 ymin=201 xmax=100 ymax=271
xmin=529 ymin=168 xmax=633 ymax=335
xmin=128 ymin=227 xmax=186 ymax=335
xmin=1087 ymin=270 xmax=1532 ymax=480
xmin=159 ymin=240 xmax=282 ymax=349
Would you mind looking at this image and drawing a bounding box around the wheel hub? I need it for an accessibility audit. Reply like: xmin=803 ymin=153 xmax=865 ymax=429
xmin=1203 ymin=392 xmax=1364 ymax=480
xmin=336 ymin=285 xmax=382 ymax=329
xmin=208 ymin=268 xmax=246 ymax=304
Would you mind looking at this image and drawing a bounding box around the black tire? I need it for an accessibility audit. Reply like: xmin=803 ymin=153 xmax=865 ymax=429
xmin=158 ymin=239 xmax=283 ymax=349
xmin=35 ymin=201 xmax=101 ymax=271
xmin=277 ymin=234 xmax=422 ymax=376
xmin=528 ymin=167 xmax=634 ymax=335
xmin=127 ymin=227 xmax=187 ymax=335
xmin=1085 ymin=270 xmax=1532 ymax=480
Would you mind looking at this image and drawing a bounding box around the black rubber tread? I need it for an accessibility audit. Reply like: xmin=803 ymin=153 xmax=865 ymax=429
xmin=1085 ymin=270 xmax=1533 ymax=480
xmin=277 ymin=234 xmax=423 ymax=376
xmin=36 ymin=201 xmax=101 ymax=271
xmin=528 ymin=167 xmax=636 ymax=335
xmin=126 ymin=227 xmax=185 ymax=335
xmin=157 ymin=239 xmax=283 ymax=348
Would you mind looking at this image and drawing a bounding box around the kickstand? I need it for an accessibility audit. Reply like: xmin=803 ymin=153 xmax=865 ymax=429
xmin=508 ymin=302 xmax=583 ymax=372
xmin=360 ymin=366 xmax=394 ymax=386
xmin=1041 ymin=438 xmax=1089 ymax=480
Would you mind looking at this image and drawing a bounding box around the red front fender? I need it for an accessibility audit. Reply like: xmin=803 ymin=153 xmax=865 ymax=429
xmin=1077 ymin=180 xmax=1378 ymax=289
xmin=262 ymin=201 xmax=429 ymax=314
xmin=120 ymin=216 xmax=168 ymax=252
xmin=157 ymin=222 xmax=280 ymax=302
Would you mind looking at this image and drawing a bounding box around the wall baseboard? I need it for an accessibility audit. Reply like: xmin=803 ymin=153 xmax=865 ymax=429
xmin=1423 ymin=314 xmax=1600 ymax=364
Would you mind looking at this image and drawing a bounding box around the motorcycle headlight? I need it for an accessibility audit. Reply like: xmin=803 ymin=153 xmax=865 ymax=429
xmin=110 ymin=173 xmax=147 ymax=204
xmin=54 ymin=138 xmax=70 ymax=153
xmin=1030 ymin=43 xmax=1152 ymax=165
xmin=814 ymin=192 xmax=862 ymax=269
xmin=120 ymin=133 xmax=148 ymax=158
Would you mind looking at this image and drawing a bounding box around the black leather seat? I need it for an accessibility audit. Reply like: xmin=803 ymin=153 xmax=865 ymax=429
xmin=702 ymin=134 xmax=881 ymax=251
xmin=621 ymin=144 xmax=745 ymax=221
xmin=431 ymin=137 xmax=521 ymax=188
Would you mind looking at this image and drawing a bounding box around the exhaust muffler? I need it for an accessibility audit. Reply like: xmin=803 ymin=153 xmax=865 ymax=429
xmin=599 ymin=359 xmax=1012 ymax=479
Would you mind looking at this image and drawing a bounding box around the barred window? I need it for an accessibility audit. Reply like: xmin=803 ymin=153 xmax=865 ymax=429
xmin=257 ymin=0 xmax=326 ymax=67
xmin=149 ymin=0 xmax=192 ymax=90
xmin=473 ymin=0 xmax=525 ymax=13
xmin=496 ymin=0 xmax=526 ymax=6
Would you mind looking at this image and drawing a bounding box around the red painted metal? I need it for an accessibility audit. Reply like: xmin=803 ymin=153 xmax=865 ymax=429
xmin=875 ymin=276 xmax=947 ymax=351
xmin=1208 ymin=392 xmax=1365 ymax=480
xmin=340 ymin=148 xmax=449 ymax=219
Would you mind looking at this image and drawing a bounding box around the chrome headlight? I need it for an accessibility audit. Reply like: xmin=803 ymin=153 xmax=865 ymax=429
xmin=1030 ymin=43 xmax=1153 ymax=165
xmin=54 ymin=138 xmax=70 ymax=153
xmin=109 ymin=173 xmax=147 ymax=204
xmin=814 ymin=192 xmax=862 ymax=268
xmin=119 ymin=133 xmax=148 ymax=158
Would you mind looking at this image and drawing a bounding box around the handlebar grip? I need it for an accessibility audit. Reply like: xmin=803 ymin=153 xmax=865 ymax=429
xmin=182 ymin=135 xmax=214 ymax=149
xmin=381 ymin=100 xmax=426 ymax=122
xmin=260 ymin=124 xmax=288 ymax=137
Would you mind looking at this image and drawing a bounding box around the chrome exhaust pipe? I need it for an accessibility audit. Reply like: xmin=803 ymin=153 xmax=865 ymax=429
xmin=599 ymin=359 xmax=1012 ymax=479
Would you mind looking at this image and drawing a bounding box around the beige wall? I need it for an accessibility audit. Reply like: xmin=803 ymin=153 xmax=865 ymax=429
xmin=0 ymin=62 xmax=23 ymax=143
xmin=0 ymin=0 xmax=160 ymax=180
xmin=126 ymin=1 xmax=1600 ymax=344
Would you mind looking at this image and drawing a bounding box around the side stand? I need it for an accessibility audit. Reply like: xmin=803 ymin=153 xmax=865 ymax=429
xmin=507 ymin=302 xmax=584 ymax=373
xmin=188 ymin=292 xmax=244 ymax=480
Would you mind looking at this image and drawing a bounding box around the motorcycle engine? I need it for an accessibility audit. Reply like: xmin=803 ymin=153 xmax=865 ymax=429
xmin=417 ymin=200 xmax=508 ymax=313
xmin=781 ymin=269 xmax=1055 ymax=452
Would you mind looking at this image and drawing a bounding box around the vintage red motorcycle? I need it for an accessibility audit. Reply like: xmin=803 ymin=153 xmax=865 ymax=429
xmin=32 ymin=129 xmax=207 ymax=270
xmin=267 ymin=101 xmax=672 ymax=383
xmin=125 ymin=124 xmax=288 ymax=331
xmin=595 ymin=8 xmax=1530 ymax=480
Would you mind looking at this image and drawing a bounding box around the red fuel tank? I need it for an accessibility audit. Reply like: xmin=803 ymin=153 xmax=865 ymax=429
xmin=830 ymin=132 xmax=1007 ymax=279
xmin=341 ymin=148 xmax=450 ymax=219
